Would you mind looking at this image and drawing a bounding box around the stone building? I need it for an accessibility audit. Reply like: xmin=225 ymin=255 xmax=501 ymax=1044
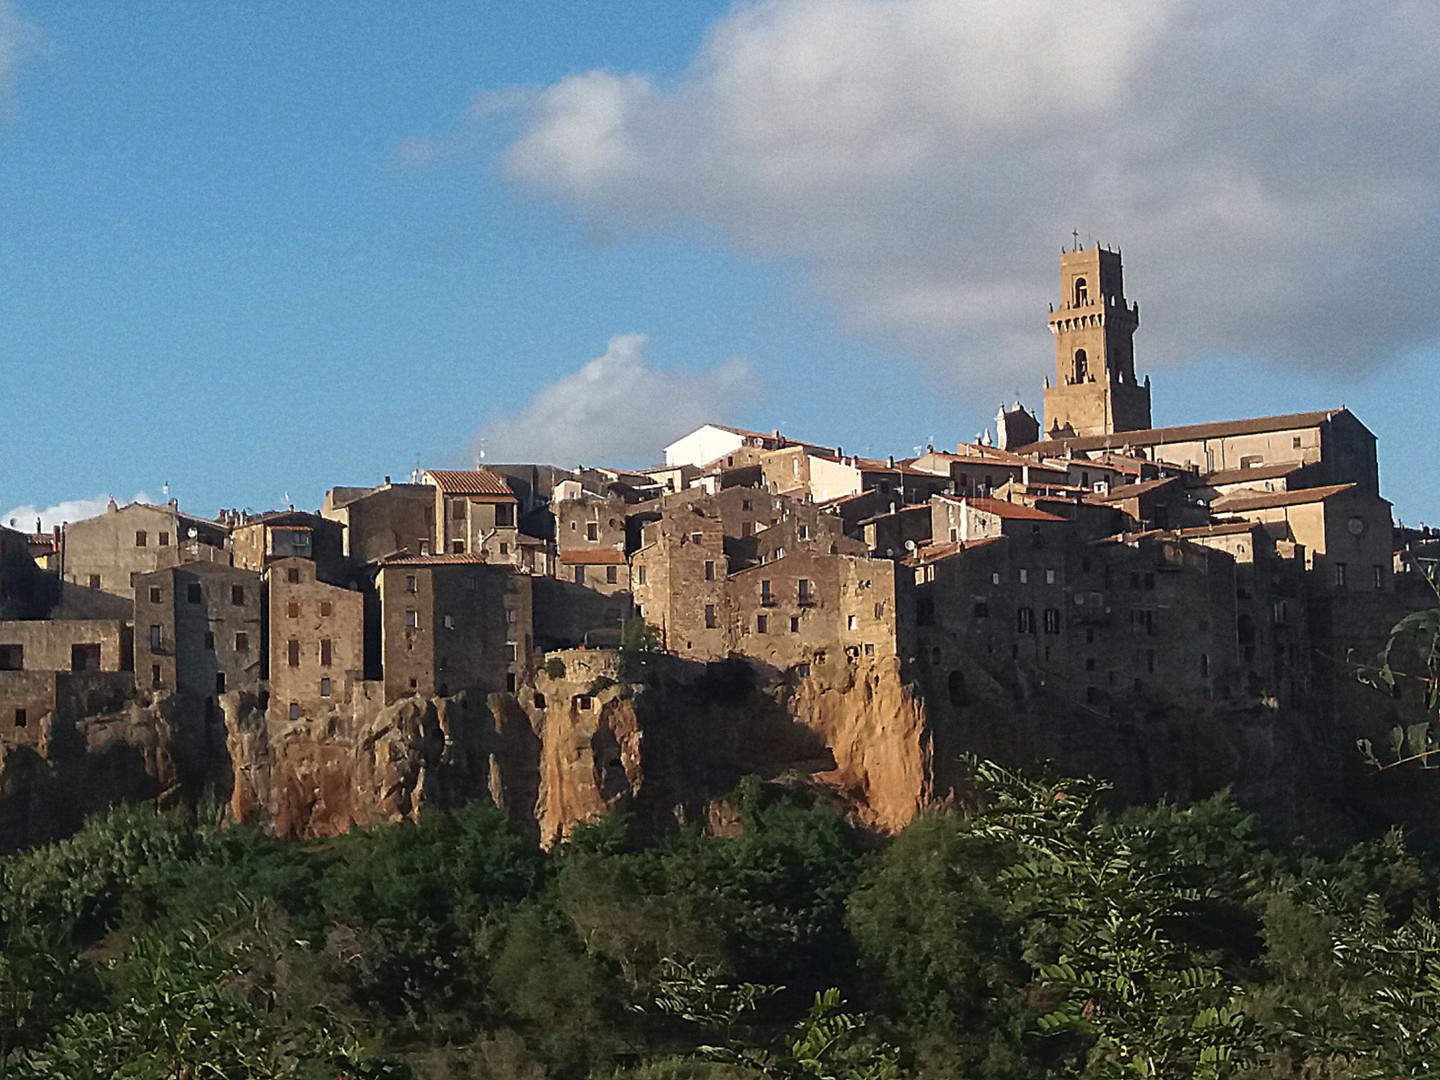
xmin=663 ymin=424 xmax=834 ymax=469
xmin=930 ymin=494 xmax=1067 ymax=546
xmin=59 ymin=501 xmax=228 ymax=596
xmin=1042 ymin=244 xmax=1152 ymax=438
xmin=266 ymin=557 xmax=366 ymax=722
xmin=554 ymin=493 xmax=631 ymax=594
xmin=231 ymin=511 xmax=347 ymax=583
xmin=133 ymin=563 xmax=262 ymax=703
xmin=375 ymin=555 xmax=533 ymax=701
xmin=424 ymin=469 xmax=521 ymax=566
xmin=321 ymin=481 xmax=436 ymax=563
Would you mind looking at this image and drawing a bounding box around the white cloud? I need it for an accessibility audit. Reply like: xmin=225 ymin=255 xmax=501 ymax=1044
xmin=475 ymin=334 xmax=758 ymax=467
xmin=4 ymin=493 xmax=154 ymax=533
xmin=488 ymin=0 xmax=1440 ymax=385
xmin=0 ymin=1 xmax=38 ymax=102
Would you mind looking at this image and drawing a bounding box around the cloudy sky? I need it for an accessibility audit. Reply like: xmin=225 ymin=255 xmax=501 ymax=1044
xmin=3 ymin=1 xmax=1438 ymax=527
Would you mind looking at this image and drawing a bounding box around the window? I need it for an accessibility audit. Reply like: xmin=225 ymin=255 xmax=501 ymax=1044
xmin=152 ymin=664 xmax=162 ymax=688
xmin=573 ymin=565 xmax=586 ymax=585
xmin=14 ymin=708 xmax=26 ymax=729
xmin=637 ymin=564 xmax=647 ymax=585
xmin=287 ymin=601 xmax=299 ymax=618
xmin=586 ymin=522 xmax=599 ymax=541
xmin=1018 ymin=568 xmax=1028 ymax=584
xmin=419 ymin=540 xmax=430 ymax=556
xmin=761 ymin=579 xmax=773 ymax=604
xmin=576 ymin=695 xmax=593 ymax=710
xmin=756 ymin=614 xmax=768 ymax=634
xmin=506 ymin=608 xmax=516 ymax=624
xmin=499 ymin=542 xmax=508 ymax=556
xmin=1334 ymin=562 xmax=1347 ymax=588
xmin=70 ymin=645 xmax=97 ymax=671
xmin=135 ymin=530 xmax=147 ymax=547
xmin=704 ymin=604 xmax=717 ymax=629
xmin=874 ymin=602 xmax=885 ymax=619
xmin=320 ymin=601 xmax=332 ymax=617
xmin=1073 ymin=349 xmax=1088 ymax=382
xmin=452 ymin=540 xmax=465 ymax=554
xmin=973 ymin=602 xmax=989 ymax=618
xmin=215 ymin=672 xmax=225 ymax=694
xmin=235 ymin=632 xmax=249 ymax=652
xmin=495 ymin=504 xmax=514 ymax=527
xmin=1200 ymin=653 xmax=1210 ymax=678
xmin=287 ymin=640 xmax=300 ymax=667
xmin=1045 ymin=568 xmax=1056 ymax=585
xmin=797 ymin=578 xmax=811 ymax=604
xmin=790 ymin=615 xmax=800 ymax=633
xmin=287 ymin=567 xmax=300 ymax=583
xmin=0 ymin=644 xmax=22 ymax=670
xmin=1074 ymin=277 xmax=1088 ymax=305
xmin=320 ymin=639 xmax=332 ymax=667
xmin=203 ymin=631 xmax=215 ymax=651
xmin=506 ymin=642 xmax=517 ymax=662
xmin=405 ymin=575 xmax=417 ymax=593
xmin=796 ymin=661 xmax=810 ymax=677
xmin=1085 ymin=657 xmax=1096 ymax=671
xmin=606 ymin=565 xmax=618 ymax=584
xmin=742 ymin=499 xmax=752 ymax=511
xmin=691 ymin=532 xmax=703 ymax=545
xmin=159 ymin=531 xmax=170 ymax=547
xmin=88 ymin=574 xmax=101 ymax=589
xmin=231 ymin=584 xmax=244 ymax=605
xmin=704 ymin=561 xmax=716 ymax=581
xmin=991 ymin=572 xmax=1001 ymax=585
xmin=1043 ymin=608 xmax=1060 ymax=634
xmin=320 ymin=677 xmax=331 ymax=698
xmin=1373 ymin=565 xmax=1384 ymax=589
xmin=847 ymin=614 xmax=857 ymax=631
xmin=506 ymin=673 xmax=516 ymax=692
xmin=1292 ymin=435 xmax=1302 ymax=449
xmin=451 ymin=499 xmax=465 ymax=520
xmin=149 ymin=586 xmax=162 ymax=603
xmin=289 ymin=701 xmax=299 ymax=721
xmin=406 ymin=609 xmax=419 ymax=629
xmin=1017 ymin=607 xmax=1035 ymax=634
xmin=149 ymin=625 xmax=162 ymax=651
xmin=799 ymin=524 xmax=810 ymax=540
xmin=444 ymin=614 xmax=455 ymax=630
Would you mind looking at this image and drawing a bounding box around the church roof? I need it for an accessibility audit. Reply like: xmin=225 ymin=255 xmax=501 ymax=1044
xmin=1019 ymin=408 xmax=1350 ymax=455
xmin=1210 ymin=482 xmax=1357 ymax=513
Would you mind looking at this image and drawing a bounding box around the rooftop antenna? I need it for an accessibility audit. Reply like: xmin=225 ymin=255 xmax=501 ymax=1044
xmin=477 ymin=437 xmax=487 ymax=466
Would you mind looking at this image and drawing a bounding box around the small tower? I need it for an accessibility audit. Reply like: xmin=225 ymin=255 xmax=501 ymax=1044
xmin=995 ymin=401 xmax=1039 ymax=450
xmin=1042 ymin=244 xmax=1151 ymax=439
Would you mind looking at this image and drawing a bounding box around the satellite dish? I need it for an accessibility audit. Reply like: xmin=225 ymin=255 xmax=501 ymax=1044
xmin=188 ymin=528 xmax=198 ymax=539
xmin=904 ymin=540 xmax=917 ymax=552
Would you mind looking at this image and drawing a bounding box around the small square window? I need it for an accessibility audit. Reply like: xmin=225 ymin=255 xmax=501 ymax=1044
xmin=864 ymin=643 xmax=875 ymax=657
xmin=135 ymin=530 xmax=147 ymax=547
xmin=405 ymin=575 xmax=417 ymax=593
xmin=690 ymin=532 xmax=702 ymax=544
xmin=14 ymin=708 xmax=26 ymax=729
xmin=756 ymin=614 xmax=768 ymax=634
xmin=452 ymin=540 xmax=465 ymax=554
xmin=88 ymin=574 xmax=101 ymax=589
xmin=406 ymin=609 xmax=419 ymax=628
xmin=587 ymin=522 xmax=599 ymax=541
xmin=506 ymin=641 xmax=517 ymax=662
xmin=149 ymin=586 xmax=162 ymax=603
xmin=606 ymin=565 xmax=618 ymax=584
xmin=287 ymin=567 xmax=300 ymax=583
xmin=320 ymin=601 xmax=332 ymax=617
xmin=235 ymin=632 xmax=249 ymax=651
xmin=231 ymin=584 xmax=244 ymax=605
xmin=187 ymin=583 xmax=202 ymax=603
xmin=287 ymin=601 xmax=299 ymax=618
xmin=158 ymin=531 xmax=170 ymax=547
xmin=443 ymin=613 xmax=455 ymax=630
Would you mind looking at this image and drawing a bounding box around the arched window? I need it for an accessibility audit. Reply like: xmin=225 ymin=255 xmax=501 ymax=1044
xmin=1074 ymin=278 xmax=1088 ymax=306
xmin=1074 ymin=349 xmax=1088 ymax=383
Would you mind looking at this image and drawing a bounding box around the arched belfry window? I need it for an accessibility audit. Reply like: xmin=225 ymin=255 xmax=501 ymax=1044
xmin=1074 ymin=277 xmax=1088 ymax=306
xmin=1073 ymin=349 xmax=1088 ymax=383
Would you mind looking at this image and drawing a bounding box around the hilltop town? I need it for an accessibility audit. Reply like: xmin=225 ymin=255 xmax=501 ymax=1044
xmin=4 ymin=245 xmax=1438 ymax=848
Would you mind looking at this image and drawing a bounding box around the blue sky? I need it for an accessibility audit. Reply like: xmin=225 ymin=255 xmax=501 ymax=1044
xmin=3 ymin=1 xmax=1438 ymax=529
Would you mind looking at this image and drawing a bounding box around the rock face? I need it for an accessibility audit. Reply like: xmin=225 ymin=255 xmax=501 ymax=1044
xmin=3 ymin=646 xmax=1439 ymax=854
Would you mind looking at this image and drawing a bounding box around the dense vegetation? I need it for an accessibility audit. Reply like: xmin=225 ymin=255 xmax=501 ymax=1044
xmin=3 ymin=764 xmax=1440 ymax=1079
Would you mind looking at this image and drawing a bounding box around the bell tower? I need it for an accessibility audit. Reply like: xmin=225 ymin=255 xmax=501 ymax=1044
xmin=1042 ymin=244 xmax=1151 ymax=439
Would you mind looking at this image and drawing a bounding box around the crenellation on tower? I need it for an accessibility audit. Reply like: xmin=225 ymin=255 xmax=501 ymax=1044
xmin=1042 ymin=244 xmax=1151 ymax=438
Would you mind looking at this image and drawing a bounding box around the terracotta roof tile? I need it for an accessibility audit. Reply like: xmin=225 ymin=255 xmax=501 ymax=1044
xmin=381 ymin=553 xmax=491 ymax=565
xmin=934 ymin=495 xmax=1066 ymax=521
xmin=558 ymin=549 xmax=628 ymax=565
xmin=1019 ymin=409 xmax=1350 ymax=454
xmin=1210 ymin=482 xmax=1357 ymax=513
xmin=423 ymin=469 xmax=516 ymax=498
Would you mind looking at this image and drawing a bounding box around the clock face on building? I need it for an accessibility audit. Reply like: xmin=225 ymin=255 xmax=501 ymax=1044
xmin=1348 ymin=516 xmax=1366 ymax=536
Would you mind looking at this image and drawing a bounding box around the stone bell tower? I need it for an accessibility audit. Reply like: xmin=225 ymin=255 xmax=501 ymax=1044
xmin=1042 ymin=244 xmax=1151 ymax=439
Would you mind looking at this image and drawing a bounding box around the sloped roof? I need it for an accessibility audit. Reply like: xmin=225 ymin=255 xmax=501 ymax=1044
xmin=1088 ymin=476 xmax=1181 ymax=503
xmin=423 ymin=470 xmax=516 ymax=498
xmin=904 ymin=535 xmax=1006 ymax=566
xmin=1204 ymin=462 xmax=1302 ymax=485
xmin=1021 ymin=409 xmax=1348 ymax=454
xmin=380 ymin=553 xmax=490 ymax=566
xmin=935 ymin=494 xmax=1066 ymax=522
xmin=1211 ymin=482 xmax=1357 ymax=513
xmin=557 ymin=549 xmax=628 ymax=565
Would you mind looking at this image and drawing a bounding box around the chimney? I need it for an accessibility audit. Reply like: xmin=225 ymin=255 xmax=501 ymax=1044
xmin=384 ymin=475 xmax=391 ymax=485
xmin=886 ymin=455 xmax=895 ymax=468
